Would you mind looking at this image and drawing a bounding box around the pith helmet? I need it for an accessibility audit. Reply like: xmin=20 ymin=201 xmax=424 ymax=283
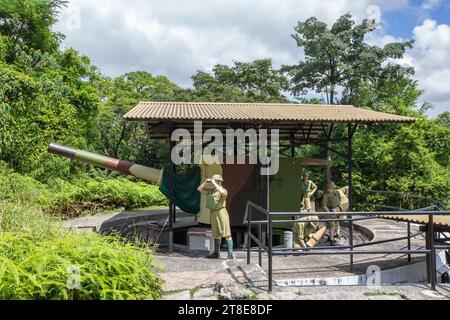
xmin=327 ymin=181 xmax=337 ymax=189
xmin=302 ymin=170 xmax=310 ymax=177
xmin=212 ymin=174 xmax=224 ymax=182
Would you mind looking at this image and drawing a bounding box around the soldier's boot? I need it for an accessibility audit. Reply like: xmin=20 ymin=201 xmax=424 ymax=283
xmin=226 ymin=239 xmax=234 ymax=259
xmin=207 ymin=238 xmax=221 ymax=259
xmin=329 ymin=226 xmax=336 ymax=246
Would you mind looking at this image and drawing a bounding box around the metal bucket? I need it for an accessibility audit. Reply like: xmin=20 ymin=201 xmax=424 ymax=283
xmin=284 ymin=231 xmax=293 ymax=249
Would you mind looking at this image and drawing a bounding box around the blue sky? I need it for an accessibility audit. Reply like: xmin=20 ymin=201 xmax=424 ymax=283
xmin=383 ymin=0 xmax=450 ymax=38
xmin=55 ymin=0 xmax=450 ymax=117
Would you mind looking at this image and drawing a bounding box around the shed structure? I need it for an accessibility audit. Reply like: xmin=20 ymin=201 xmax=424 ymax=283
xmin=123 ymin=102 xmax=431 ymax=251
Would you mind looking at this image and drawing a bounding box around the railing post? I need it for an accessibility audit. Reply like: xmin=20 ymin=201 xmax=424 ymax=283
xmin=258 ymin=223 xmax=262 ymax=267
xmin=349 ymin=216 xmax=354 ymax=271
xmin=428 ymin=212 xmax=436 ymax=291
xmin=247 ymin=206 xmax=252 ymax=265
xmin=347 ymin=123 xmax=355 ymax=271
xmin=407 ymin=222 xmax=411 ymax=263
xmin=268 ymin=214 xmax=273 ymax=292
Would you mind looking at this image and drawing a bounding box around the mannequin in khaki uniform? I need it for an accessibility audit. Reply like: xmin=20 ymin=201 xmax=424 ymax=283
xmin=292 ymin=171 xmax=319 ymax=248
xmin=318 ymin=181 xmax=342 ymax=246
xmin=197 ymin=174 xmax=233 ymax=259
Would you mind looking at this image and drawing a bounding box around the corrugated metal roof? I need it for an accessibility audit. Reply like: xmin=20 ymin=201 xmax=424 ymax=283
xmin=124 ymin=102 xmax=417 ymax=123
xmin=382 ymin=215 xmax=450 ymax=227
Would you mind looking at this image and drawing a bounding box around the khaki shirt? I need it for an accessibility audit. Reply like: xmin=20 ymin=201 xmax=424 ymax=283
xmin=206 ymin=189 xmax=227 ymax=210
xmin=299 ymin=180 xmax=317 ymax=199
xmin=320 ymin=191 xmax=341 ymax=212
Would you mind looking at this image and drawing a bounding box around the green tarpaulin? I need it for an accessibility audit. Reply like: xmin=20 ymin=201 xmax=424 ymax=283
xmin=159 ymin=166 xmax=201 ymax=214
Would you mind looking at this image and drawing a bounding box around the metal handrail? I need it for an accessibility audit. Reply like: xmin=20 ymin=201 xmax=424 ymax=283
xmin=365 ymin=190 xmax=448 ymax=211
xmin=244 ymin=200 xmax=450 ymax=292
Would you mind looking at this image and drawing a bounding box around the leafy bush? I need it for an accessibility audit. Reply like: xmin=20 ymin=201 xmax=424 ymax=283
xmin=0 ymin=201 xmax=55 ymax=233
xmin=0 ymin=163 xmax=168 ymax=217
xmin=0 ymin=229 xmax=163 ymax=300
xmin=47 ymin=177 xmax=168 ymax=216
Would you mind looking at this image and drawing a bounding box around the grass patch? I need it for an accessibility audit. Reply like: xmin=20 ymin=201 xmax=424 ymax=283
xmin=363 ymin=290 xmax=398 ymax=297
xmin=247 ymin=293 xmax=259 ymax=300
xmin=163 ymin=288 xmax=187 ymax=296
xmin=189 ymin=287 xmax=200 ymax=299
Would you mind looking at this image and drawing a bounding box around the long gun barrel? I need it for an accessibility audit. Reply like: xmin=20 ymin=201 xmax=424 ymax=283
xmin=48 ymin=143 xmax=163 ymax=185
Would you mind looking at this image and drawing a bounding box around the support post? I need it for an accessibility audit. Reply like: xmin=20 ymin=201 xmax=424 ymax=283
xmin=247 ymin=208 xmax=252 ymax=265
xmin=168 ymin=124 xmax=174 ymax=253
xmin=347 ymin=123 xmax=355 ymax=271
xmin=428 ymin=213 xmax=436 ymax=291
xmin=326 ymin=124 xmax=333 ymax=182
xmin=407 ymin=222 xmax=411 ymax=263
xmin=258 ymin=223 xmax=262 ymax=268
xmin=268 ymin=214 xmax=273 ymax=292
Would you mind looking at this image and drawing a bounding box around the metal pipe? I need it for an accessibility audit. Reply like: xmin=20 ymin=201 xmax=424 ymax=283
xmin=348 ymin=123 xmax=354 ymax=271
xmin=268 ymin=210 xmax=450 ymax=216
xmin=272 ymin=249 xmax=430 ymax=256
xmin=435 ymin=245 xmax=450 ymax=249
xmin=268 ymin=214 xmax=273 ymax=292
xmin=407 ymin=222 xmax=411 ymax=263
xmin=258 ymin=224 xmax=263 ymax=267
xmin=273 ymin=233 xmax=422 ymax=251
xmin=248 ymin=233 xmax=267 ymax=252
xmin=247 ymin=207 xmax=252 ymax=265
xmin=245 ymin=215 xmax=380 ymax=225
xmin=353 ymin=232 xmax=423 ymax=248
xmin=168 ymin=128 xmax=174 ymax=254
xmin=429 ymin=213 xmax=436 ymax=291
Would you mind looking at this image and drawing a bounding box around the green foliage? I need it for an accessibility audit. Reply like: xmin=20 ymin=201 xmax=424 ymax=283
xmin=0 ymin=163 xmax=168 ymax=218
xmin=0 ymin=1 xmax=100 ymax=180
xmin=191 ymin=59 xmax=289 ymax=102
xmin=0 ymin=166 xmax=165 ymax=300
xmin=282 ymin=13 xmax=449 ymax=207
xmin=283 ymin=13 xmax=413 ymax=105
xmin=435 ymin=111 xmax=450 ymax=128
xmin=335 ymin=122 xmax=450 ymax=208
xmin=48 ymin=177 xmax=168 ymax=216
xmin=0 ymin=230 xmax=162 ymax=299
xmin=0 ymin=0 xmax=67 ymax=62
xmin=97 ymin=71 xmax=180 ymax=168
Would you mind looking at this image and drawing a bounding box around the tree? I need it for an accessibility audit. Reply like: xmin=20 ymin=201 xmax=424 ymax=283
xmin=282 ymin=13 xmax=414 ymax=106
xmin=435 ymin=112 xmax=450 ymax=128
xmin=97 ymin=71 xmax=181 ymax=167
xmin=0 ymin=0 xmax=67 ymax=63
xmin=191 ymin=59 xmax=289 ymax=102
xmin=0 ymin=0 xmax=102 ymax=181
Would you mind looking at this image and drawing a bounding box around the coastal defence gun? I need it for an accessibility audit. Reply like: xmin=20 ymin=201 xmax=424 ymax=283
xmin=47 ymin=143 xmax=200 ymax=214
xmin=48 ymin=143 xmax=163 ymax=184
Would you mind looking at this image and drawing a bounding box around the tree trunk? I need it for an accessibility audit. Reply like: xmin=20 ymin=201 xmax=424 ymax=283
xmin=326 ymin=86 xmax=335 ymax=182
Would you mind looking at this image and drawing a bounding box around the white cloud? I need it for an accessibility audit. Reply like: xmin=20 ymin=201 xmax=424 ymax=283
xmin=53 ymin=0 xmax=450 ymax=116
xmin=55 ymin=0 xmax=407 ymax=87
xmin=421 ymin=0 xmax=442 ymax=10
xmin=401 ymin=19 xmax=450 ymax=116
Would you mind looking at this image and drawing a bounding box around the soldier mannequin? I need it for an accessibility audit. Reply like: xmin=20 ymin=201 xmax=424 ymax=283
xmin=197 ymin=174 xmax=233 ymax=259
xmin=299 ymin=171 xmax=317 ymax=211
xmin=292 ymin=171 xmax=319 ymax=248
xmin=319 ymin=181 xmax=342 ymax=246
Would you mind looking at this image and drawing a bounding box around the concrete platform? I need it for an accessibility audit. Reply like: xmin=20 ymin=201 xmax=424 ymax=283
xmin=60 ymin=210 xmax=450 ymax=298
xmin=60 ymin=208 xmax=198 ymax=245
